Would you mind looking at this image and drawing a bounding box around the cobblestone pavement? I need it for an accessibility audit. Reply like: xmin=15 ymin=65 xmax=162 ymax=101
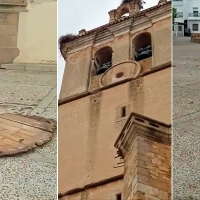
xmin=0 ymin=69 xmax=57 ymax=200
xmin=173 ymin=37 xmax=200 ymax=199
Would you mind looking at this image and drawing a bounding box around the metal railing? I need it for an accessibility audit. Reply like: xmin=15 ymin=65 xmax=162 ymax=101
xmin=188 ymin=13 xmax=200 ymax=17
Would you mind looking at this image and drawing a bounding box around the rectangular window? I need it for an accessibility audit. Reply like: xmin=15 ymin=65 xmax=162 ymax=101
xmin=193 ymin=7 xmax=199 ymax=16
xmin=176 ymin=12 xmax=183 ymax=18
xmin=193 ymin=24 xmax=199 ymax=31
xmin=121 ymin=107 xmax=126 ymax=118
xmin=116 ymin=193 xmax=122 ymax=200
xmin=115 ymin=103 xmax=131 ymax=122
xmin=193 ymin=7 xmax=198 ymax=12
xmin=178 ymin=26 xmax=182 ymax=31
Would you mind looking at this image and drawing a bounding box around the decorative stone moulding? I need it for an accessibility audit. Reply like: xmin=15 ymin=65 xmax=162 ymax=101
xmin=0 ymin=113 xmax=56 ymax=157
xmin=0 ymin=0 xmax=28 ymax=12
xmin=100 ymin=60 xmax=141 ymax=87
xmin=78 ymin=29 xmax=87 ymax=37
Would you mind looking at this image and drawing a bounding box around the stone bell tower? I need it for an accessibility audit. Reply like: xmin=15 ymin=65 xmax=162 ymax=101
xmin=108 ymin=0 xmax=142 ymax=23
xmin=58 ymin=0 xmax=171 ymax=199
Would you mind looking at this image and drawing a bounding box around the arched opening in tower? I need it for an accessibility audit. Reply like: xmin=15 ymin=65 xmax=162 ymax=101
xmin=120 ymin=7 xmax=130 ymax=17
xmin=132 ymin=32 xmax=152 ymax=61
xmin=94 ymin=46 xmax=113 ymax=75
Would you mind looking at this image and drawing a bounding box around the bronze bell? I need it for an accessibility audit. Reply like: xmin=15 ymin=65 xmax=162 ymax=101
xmin=135 ymin=45 xmax=152 ymax=61
xmin=96 ymin=62 xmax=112 ymax=75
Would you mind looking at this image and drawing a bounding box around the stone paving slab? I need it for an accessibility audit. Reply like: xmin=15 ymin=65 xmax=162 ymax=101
xmin=173 ymin=127 xmax=200 ymax=199
xmin=173 ymin=85 xmax=200 ymax=119
xmin=0 ymin=70 xmax=57 ymax=86
xmin=0 ymin=69 xmax=57 ymax=199
xmin=0 ymin=157 xmax=57 ymax=200
xmin=0 ymin=84 xmax=52 ymax=106
xmin=187 ymin=116 xmax=200 ymax=127
xmin=173 ymin=37 xmax=200 ymax=199
xmin=48 ymin=97 xmax=57 ymax=108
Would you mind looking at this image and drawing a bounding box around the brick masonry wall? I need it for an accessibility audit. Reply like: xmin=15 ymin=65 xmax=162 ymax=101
xmin=124 ymin=136 xmax=171 ymax=200
xmin=191 ymin=33 xmax=200 ymax=43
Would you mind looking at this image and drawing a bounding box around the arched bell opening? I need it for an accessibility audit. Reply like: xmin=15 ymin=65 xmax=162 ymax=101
xmin=132 ymin=32 xmax=152 ymax=62
xmin=119 ymin=7 xmax=130 ymax=18
xmin=94 ymin=46 xmax=113 ymax=75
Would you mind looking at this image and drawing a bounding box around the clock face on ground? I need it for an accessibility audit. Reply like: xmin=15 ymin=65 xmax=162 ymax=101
xmin=0 ymin=114 xmax=56 ymax=157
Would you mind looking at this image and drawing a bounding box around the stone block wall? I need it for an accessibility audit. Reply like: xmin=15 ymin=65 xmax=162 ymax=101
xmin=123 ymin=136 xmax=171 ymax=200
xmin=115 ymin=114 xmax=171 ymax=200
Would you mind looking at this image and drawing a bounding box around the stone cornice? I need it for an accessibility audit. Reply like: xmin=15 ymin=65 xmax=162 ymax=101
xmin=114 ymin=112 xmax=171 ymax=158
xmin=146 ymin=3 xmax=171 ymax=23
xmin=0 ymin=3 xmax=26 ymax=6
xmin=63 ymin=34 xmax=96 ymax=55
xmin=0 ymin=8 xmax=28 ymax=12
xmin=0 ymin=1 xmax=27 ymax=12
xmin=58 ymin=174 xmax=123 ymax=198
xmin=94 ymin=29 xmax=114 ymax=45
xmin=62 ymin=2 xmax=171 ymax=56
xmin=108 ymin=18 xmax=132 ymax=37
xmin=58 ymin=62 xmax=171 ymax=105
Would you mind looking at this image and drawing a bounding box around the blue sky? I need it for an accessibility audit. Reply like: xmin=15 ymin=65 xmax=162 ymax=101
xmin=58 ymin=0 xmax=158 ymax=95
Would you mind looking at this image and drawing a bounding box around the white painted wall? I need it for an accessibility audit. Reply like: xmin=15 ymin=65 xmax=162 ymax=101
xmin=14 ymin=0 xmax=57 ymax=64
xmin=173 ymin=0 xmax=200 ymax=32
xmin=188 ymin=20 xmax=200 ymax=32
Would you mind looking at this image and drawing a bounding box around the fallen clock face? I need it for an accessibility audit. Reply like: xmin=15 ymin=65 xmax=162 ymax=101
xmin=0 ymin=114 xmax=56 ymax=156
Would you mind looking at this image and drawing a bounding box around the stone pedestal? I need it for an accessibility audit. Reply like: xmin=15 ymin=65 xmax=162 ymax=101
xmin=115 ymin=113 xmax=171 ymax=200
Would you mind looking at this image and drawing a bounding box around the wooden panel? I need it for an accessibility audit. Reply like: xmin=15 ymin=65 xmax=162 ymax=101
xmin=0 ymin=114 xmax=56 ymax=156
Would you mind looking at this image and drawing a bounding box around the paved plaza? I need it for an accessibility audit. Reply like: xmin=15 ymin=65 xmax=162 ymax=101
xmin=173 ymin=37 xmax=200 ymax=199
xmin=0 ymin=69 xmax=57 ymax=199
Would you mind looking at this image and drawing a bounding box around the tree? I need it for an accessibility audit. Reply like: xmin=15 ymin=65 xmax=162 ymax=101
xmin=173 ymin=7 xmax=177 ymax=24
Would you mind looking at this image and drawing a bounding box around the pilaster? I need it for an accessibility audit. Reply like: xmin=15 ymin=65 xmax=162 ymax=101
xmin=0 ymin=0 xmax=27 ymax=64
xmin=115 ymin=113 xmax=171 ymax=200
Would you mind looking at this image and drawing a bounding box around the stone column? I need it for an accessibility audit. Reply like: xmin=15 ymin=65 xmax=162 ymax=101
xmin=115 ymin=113 xmax=171 ymax=200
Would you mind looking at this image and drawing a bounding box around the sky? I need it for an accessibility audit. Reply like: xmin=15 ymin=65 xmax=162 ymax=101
xmin=58 ymin=0 xmax=158 ymax=94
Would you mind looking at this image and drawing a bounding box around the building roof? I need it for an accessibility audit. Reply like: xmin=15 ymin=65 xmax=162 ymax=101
xmin=62 ymin=1 xmax=171 ymax=44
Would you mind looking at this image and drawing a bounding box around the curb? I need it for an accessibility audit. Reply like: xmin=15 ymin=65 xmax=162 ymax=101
xmin=0 ymin=63 xmax=57 ymax=72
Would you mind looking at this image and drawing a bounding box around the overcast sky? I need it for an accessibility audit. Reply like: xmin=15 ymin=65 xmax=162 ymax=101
xmin=58 ymin=0 xmax=158 ymax=95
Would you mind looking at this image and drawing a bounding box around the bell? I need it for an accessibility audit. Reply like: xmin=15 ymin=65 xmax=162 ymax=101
xmin=135 ymin=45 xmax=152 ymax=61
xmin=97 ymin=65 xmax=110 ymax=75
xmin=96 ymin=62 xmax=112 ymax=75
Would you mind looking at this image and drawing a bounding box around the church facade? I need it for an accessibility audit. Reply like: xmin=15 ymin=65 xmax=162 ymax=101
xmin=58 ymin=0 xmax=172 ymax=199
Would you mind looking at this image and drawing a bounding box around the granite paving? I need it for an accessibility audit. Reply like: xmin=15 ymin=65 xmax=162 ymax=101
xmin=0 ymin=69 xmax=57 ymax=200
xmin=173 ymin=37 xmax=200 ymax=200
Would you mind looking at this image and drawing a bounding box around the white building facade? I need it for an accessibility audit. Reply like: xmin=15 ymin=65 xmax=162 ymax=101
xmin=173 ymin=0 xmax=200 ymax=36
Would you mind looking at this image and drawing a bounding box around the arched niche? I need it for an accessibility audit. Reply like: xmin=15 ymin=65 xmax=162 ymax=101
xmin=132 ymin=32 xmax=152 ymax=61
xmin=119 ymin=6 xmax=130 ymax=17
xmin=92 ymin=46 xmax=113 ymax=76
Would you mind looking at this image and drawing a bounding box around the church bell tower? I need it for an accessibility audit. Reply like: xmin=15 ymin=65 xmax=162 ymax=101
xmin=58 ymin=0 xmax=171 ymax=199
